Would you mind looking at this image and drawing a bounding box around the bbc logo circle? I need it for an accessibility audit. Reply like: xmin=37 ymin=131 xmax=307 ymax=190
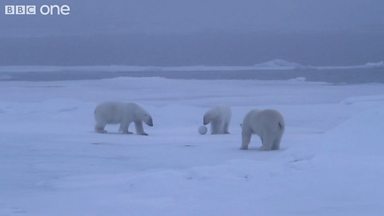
xmin=5 ymin=5 xmax=70 ymax=15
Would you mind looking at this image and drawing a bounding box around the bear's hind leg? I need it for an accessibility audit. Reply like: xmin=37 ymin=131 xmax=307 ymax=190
xmin=119 ymin=122 xmax=133 ymax=134
xmin=260 ymin=135 xmax=273 ymax=151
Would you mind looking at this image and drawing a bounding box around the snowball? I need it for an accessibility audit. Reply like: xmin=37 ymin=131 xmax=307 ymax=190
xmin=198 ymin=126 xmax=207 ymax=135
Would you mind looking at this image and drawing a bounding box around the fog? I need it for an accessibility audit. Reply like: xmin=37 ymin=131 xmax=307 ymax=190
xmin=0 ymin=0 xmax=383 ymax=65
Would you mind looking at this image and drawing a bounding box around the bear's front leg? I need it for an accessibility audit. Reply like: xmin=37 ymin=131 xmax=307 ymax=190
xmin=271 ymin=136 xmax=282 ymax=150
xmin=134 ymin=121 xmax=148 ymax=136
xmin=241 ymin=131 xmax=251 ymax=150
xmin=211 ymin=119 xmax=221 ymax=134
xmin=223 ymin=122 xmax=230 ymax=134
xmin=95 ymin=123 xmax=107 ymax=133
xmin=95 ymin=127 xmax=107 ymax=133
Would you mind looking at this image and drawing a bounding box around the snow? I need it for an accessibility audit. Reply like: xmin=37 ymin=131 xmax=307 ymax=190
xmin=0 ymin=77 xmax=384 ymax=215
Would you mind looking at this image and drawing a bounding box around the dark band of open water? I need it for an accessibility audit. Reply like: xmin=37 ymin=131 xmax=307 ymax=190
xmin=1 ymin=68 xmax=384 ymax=84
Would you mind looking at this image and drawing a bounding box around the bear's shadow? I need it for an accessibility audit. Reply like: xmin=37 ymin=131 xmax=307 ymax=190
xmin=242 ymin=147 xmax=287 ymax=152
xmin=95 ymin=131 xmax=140 ymax=136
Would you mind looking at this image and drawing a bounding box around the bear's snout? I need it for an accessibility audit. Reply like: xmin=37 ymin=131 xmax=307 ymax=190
xmin=146 ymin=117 xmax=153 ymax=127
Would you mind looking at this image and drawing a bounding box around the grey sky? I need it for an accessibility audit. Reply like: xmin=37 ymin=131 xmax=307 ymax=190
xmin=1 ymin=0 xmax=383 ymax=66
xmin=1 ymin=0 xmax=384 ymax=36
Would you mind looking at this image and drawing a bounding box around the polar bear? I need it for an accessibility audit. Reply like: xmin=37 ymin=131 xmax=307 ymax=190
xmin=241 ymin=109 xmax=284 ymax=150
xmin=203 ymin=106 xmax=231 ymax=134
xmin=94 ymin=102 xmax=153 ymax=135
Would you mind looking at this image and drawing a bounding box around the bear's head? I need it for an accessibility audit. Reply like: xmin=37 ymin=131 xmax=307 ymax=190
xmin=133 ymin=105 xmax=153 ymax=127
xmin=203 ymin=110 xmax=217 ymax=125
xmin=203 ymin=115 xmax=209 ymax=125
xmin=143 ymin=112 xmax=153 ymax=126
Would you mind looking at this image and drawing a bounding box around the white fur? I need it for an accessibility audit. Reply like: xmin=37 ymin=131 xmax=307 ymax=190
xmin=94 ymin=102 xmax=153 ymax=135
xmin=203 ymin=106 xmax=231 ymax=134
xmin=241 ymin=109 xmax=284 ymax=150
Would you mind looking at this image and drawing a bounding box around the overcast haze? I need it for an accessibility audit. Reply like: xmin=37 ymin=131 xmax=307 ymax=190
xmin=1 ymin=0 xmax=384 ymax=35
xmin=0 ymin=0 xmax=383 ymax=65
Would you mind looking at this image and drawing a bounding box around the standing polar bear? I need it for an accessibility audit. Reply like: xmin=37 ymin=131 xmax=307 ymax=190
xmin=94 ymin=102 xmax=153 ymax=135
xmin=241 ymin=109 xmax=284 ymax=150
xmin=203 ymin=106 xmax=231 ymax=134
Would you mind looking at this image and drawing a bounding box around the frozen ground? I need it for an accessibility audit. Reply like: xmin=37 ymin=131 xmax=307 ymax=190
xmin=1 ymin=77 xmax=384 ymax=215
xmin=1 ymin=60 xmax=384 ymax=83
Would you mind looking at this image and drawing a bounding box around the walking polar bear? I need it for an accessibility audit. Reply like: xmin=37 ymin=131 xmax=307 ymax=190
xmin=94 ymin=102 xmax=153 ymax=135
xmin=203 ymin=106 xmax=231 ymax=134
xmin=241 ymin=109 xmax=284 ymax=150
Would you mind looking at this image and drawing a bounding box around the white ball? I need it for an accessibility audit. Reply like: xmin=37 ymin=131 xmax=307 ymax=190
xmin=198 ymin=126 xmax=207 ymax=135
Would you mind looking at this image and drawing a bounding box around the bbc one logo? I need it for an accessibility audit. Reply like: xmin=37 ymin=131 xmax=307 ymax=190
xmin=5 ymin=4 xmax=70 ymax=16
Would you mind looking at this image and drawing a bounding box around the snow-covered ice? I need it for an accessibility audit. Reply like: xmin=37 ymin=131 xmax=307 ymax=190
xmin=0 ymin=76 xmax=384 ymax=215
xmin=0 ymin=59 xmax=383 ymax=74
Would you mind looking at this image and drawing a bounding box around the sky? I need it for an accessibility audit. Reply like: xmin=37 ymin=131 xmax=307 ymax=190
xmin=0 ymin=0 xmax=383 ymax=66
xmin=1 ymin=0 xmax=384 ymax=36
